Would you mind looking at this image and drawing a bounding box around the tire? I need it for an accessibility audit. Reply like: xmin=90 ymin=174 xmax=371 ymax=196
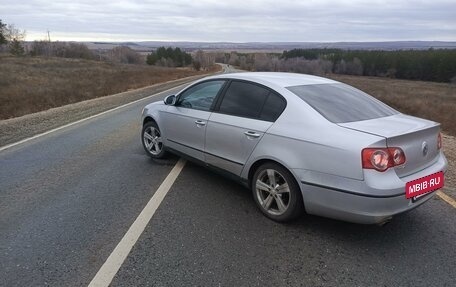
xmin=251 ymin=162 xmax=304 ymax=222
xmin=141 ymin=121 xmax=167 ymax=159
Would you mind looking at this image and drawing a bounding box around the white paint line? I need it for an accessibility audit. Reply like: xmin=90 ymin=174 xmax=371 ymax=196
xmin=437 ymin=190 xmax=456 ymax=209
xmin=0 ymin=84 xmax=187 ymax=153
xmin=88 ymin=158 xmax=186 ymax=287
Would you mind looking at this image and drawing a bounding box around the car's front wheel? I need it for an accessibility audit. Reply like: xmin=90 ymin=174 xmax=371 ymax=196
xmin=142 ymin=121 xmax=167 ymax=159
xmin=252 ymin=163 xmax=304 ymax=222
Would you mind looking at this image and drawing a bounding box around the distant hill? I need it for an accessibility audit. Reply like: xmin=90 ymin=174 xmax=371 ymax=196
xmin=81 ymin=40 xmax=456 ymax=52
xmin=135 ymin=41 xmax=456 ymax=51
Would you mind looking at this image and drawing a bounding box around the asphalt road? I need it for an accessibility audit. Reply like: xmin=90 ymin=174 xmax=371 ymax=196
xmin=1 ymin=69 xmax=455 ymax=286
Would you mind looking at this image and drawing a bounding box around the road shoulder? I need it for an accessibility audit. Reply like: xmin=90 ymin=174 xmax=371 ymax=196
xmin=0 ymin=75 xmax=205 ymax=146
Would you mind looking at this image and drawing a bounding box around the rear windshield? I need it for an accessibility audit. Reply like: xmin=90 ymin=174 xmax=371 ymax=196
xmin=287 ymin=83 xmax=398 ymax=123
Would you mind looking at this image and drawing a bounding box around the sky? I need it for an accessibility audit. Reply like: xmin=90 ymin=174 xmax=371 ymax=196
xmin=1 ymin=0 xmax=455 ymax=42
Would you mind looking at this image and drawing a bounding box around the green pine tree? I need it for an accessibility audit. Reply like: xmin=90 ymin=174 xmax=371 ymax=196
xmin=10 ymin=38 xmax=25 ymax=56
xmin=0 ymin=19 xmax=7 ymax=46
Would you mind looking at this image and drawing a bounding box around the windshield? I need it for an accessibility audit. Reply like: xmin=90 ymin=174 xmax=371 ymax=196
xmin=287 ymin=83 xmax=398 ymax=123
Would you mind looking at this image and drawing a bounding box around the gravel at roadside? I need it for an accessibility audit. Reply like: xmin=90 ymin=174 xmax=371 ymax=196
xmin=442 ymin=133 xmax=456 ymax=196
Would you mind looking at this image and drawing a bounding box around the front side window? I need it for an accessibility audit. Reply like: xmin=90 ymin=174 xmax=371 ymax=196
xmin=177 ymin=80 xmax=225 ymax=111
xmin=287 ymin=83 xmax=398 ymax=123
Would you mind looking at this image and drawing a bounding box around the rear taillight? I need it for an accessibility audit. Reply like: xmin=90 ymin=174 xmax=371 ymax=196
xmin=392 ymin=148 xmax=405 ymax=165
xmin=438 ymin=132 xmax=442 ymax=149
xmin=362 ymin=147 xmax=406 ymax=172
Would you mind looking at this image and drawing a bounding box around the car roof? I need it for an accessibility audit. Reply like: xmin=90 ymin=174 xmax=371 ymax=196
xmin=208 ymin=72 xmax=339 ymax=88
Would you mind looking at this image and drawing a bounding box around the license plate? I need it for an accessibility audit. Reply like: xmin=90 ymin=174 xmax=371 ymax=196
xmin=405 ymin=171 xmax=444 ymax=199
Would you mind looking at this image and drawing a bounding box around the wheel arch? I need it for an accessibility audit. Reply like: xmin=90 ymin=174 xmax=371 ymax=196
xmin=143 ymin=116 xmax=157 ymax=126
xmin=247 ymin=158 xmax=301 ymax=192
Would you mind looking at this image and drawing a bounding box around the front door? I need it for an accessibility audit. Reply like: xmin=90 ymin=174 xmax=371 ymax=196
xmin=161 ymin=80 xmax=225 ymax=162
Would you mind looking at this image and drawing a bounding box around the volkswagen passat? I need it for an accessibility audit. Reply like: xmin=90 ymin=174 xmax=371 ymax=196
xmin=141 ymin=72 xmax=448 ymax=224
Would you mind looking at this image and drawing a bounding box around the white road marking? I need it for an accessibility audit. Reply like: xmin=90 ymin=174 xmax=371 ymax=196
xmin=0 ymin=84 xmax=187 ymax=152
xmin=88 ymin=158 xmax=186 ymax=287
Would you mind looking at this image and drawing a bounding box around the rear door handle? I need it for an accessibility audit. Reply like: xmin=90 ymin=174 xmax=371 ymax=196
xmin=244 ymin=131 xmax=261 ymax=138
xmin=195 ymin=120 xmax=206 ymax=127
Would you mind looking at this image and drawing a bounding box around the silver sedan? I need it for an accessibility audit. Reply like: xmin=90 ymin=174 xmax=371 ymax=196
xmin=141 ymin=72 xmax=448 ymax=224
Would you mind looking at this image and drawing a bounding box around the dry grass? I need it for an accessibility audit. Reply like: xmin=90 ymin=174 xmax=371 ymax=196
xmin=1 ymin=56 xmax=454 ymax=137
xmin=329 ymin=74 xmax=456 ymax=136
xmin=0 ymin=55 xmax=216 ymax=119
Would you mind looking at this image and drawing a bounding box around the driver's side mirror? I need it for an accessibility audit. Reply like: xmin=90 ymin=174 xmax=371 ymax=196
xmin=164 ymin=94 xmax=176 ymax=105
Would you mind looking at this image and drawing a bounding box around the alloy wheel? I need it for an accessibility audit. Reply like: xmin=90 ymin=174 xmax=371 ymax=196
xmin=143 ymin=126 xmax=163 ymax=155
xmin=255 ymin=169 xmax=291 ymax=216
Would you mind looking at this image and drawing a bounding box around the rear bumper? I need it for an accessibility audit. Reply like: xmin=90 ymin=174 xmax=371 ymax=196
xmin=295 ymin=151 xmax=448 ymax=224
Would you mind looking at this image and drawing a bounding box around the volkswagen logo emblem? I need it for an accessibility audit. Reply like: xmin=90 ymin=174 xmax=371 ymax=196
xmin=422 ymin=141 xmax=428 ymax=156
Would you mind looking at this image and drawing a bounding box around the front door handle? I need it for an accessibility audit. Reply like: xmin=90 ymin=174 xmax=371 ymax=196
xmin=244 ymin=131 xmax=261 ymax=138
xmin=195 ymin=120 xmax=206 ymax=127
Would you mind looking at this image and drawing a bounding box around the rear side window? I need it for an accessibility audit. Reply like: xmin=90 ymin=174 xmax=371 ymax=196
xmin=287 ymin=83 xmax=397 ymax=123
xmin=219 ymin=81 xmax=270 ymax=118
xmin=260 ymin=92 xmax=286 ymax=122
xmin=218 ymin=81 xmax=286 ymax=121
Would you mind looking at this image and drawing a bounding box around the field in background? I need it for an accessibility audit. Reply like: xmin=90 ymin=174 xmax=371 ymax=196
xmin=0 ymin=55 xmax=216 ymax=119
xmin=1 ymin=55 xmax=454 ymax=137
xmin=329 ymin=75 xmax=456 ymax=136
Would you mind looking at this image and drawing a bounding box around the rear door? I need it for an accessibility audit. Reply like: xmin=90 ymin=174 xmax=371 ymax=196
xmin=161 ymin=80 xmax=225 ymax=161
xmin=205 ymin=80 xmax=286 ymax=175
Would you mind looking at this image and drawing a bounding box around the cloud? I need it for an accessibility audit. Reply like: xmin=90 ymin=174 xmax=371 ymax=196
xmin=1 ymin=0 xmax=455 ymax=41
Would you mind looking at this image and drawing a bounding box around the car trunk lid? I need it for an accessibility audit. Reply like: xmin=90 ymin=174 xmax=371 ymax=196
xmin=339 ymin=114 xmax=440 ymax=177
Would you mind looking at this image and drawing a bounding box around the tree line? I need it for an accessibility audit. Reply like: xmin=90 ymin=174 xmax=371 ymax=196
xmin=146 ymin=47 xmax=192 ymax=67
xmin=146 ymin=47 xmax=214 ymax=70
xmin=215 ymin=49 xmax=456 ymax=83
xmin=1 ymin=19 xmax=215 ymax=70
xmin=282 ymin=48 xmax=456 ymax=82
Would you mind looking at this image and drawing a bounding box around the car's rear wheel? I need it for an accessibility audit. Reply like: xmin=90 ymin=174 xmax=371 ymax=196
xmin=252 ymin=163 xmax=304 ymax=222
xmin=142 ymin=121 xmax=167 ymax=159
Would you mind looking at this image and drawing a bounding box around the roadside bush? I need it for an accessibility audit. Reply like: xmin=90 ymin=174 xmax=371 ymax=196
xmin=31 ymin=41 xmax=94 ymax=60
xmin=9 ymin=38 xmax=25 ymax=56
xmin=110 ymin=46 xmax=143 ymax=64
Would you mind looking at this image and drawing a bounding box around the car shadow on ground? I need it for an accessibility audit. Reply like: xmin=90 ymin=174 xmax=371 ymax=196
xmin=178 ymin=160 xmax=426 ymax=244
